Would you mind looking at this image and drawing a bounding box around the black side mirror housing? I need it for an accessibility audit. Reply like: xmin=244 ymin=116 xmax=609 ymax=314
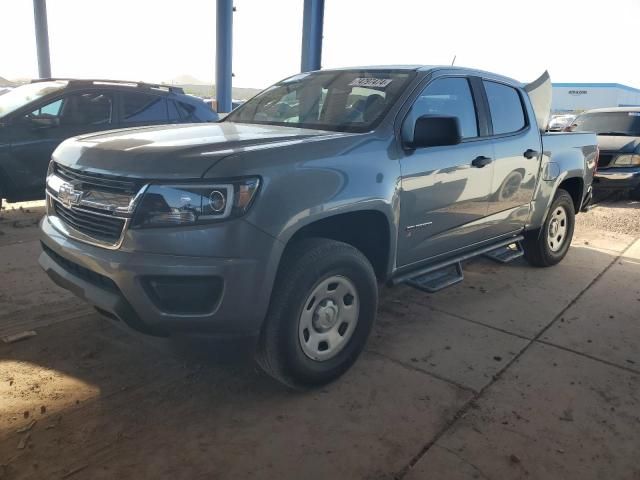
xmin=407 ymin=115 xmax=462 ymax=149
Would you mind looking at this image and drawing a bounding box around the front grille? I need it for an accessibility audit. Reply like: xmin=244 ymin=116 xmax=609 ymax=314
xmin=53 ymin=201 xmax=125 ymax=242
xmin=598 ymin=153 xmax=614 ymax=168
xmin=49 ymin=163 xmax=141 ymax=247
xmin=41 ymin=242 xmax=118 ymax=293
xmin=54 ymin=163 xmax=138 ymax=194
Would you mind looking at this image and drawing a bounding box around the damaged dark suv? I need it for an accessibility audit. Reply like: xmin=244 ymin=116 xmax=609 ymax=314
xmin=0 ymin=78 xmax=217 ymax=209
xmin=568 ymin=107 xmax=640 ymax=199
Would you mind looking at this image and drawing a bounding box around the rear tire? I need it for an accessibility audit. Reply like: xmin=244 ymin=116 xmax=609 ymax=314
xmin=630 ymin=186 xmax=640 ymax=201
xmin=256 ymin=238 xmax=378 ymax=389
xmin=523 ymin=188 xmax=575 ymax=267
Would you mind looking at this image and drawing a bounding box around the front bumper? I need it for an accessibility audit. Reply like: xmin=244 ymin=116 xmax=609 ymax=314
xmin=594 ymin=167 xmax=640 ymax=191
xmin=39 ymin=215 xmax=282 ymax=337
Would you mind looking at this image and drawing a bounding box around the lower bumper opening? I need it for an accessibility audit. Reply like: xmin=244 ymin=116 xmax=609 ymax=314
xmin=41 ymin=242 xmax=168 ymax=336
xmin=41 ymin=242 xmax=118 ymax=293
xmin=141 ymin=275 xmax=224 ymax=315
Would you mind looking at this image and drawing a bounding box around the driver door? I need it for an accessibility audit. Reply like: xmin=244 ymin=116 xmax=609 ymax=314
xmin=6 ymin=90 xmax=114 ymax=199
xmin=397 ymin=75 xmax=495 ymax=267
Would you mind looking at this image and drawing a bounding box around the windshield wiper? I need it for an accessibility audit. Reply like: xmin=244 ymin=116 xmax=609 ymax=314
xmin=596 ymin=131 xmax=630 ymax=136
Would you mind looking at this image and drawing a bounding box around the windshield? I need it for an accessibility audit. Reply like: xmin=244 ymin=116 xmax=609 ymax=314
xmin=571 ymin=111 xmax=640 ymax=136
xmin=0 ymin=81 xmax=68 ymax=118
xmin=225 ymin=70 xmax=413 ymax=132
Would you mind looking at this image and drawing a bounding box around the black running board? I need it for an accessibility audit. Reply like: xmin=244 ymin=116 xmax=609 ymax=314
xmin=393 ymin=235 xmax=524 ymax=292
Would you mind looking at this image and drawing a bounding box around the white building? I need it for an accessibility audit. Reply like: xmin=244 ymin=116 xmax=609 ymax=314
xmin=552 ymin=83 xmax=640 ymax=114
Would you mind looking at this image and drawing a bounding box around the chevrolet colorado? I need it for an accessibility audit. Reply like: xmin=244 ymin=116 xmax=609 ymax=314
xmin=39 ymin=66 xmax=597 ymax=387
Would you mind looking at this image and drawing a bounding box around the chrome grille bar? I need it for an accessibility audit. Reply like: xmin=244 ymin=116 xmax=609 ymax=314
xmin=46 ymin=163 xmax=146 ymax=249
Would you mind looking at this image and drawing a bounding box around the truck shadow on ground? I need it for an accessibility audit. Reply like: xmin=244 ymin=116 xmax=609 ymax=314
xmin=0 ymin=205 xmax=636 ymax=478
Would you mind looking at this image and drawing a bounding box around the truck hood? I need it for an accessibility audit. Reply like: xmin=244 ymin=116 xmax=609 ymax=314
xmin=596 ymin=135 xmax=640 ymax=153
xmin=52 ymin=122 xmax=334 ymax=179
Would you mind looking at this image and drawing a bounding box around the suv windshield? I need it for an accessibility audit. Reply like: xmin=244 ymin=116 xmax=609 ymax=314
xmin=571 ymin=111 xmax=640 ymax=136
xmin=225 ymin=70 xmax=413 ymax=133
xmin=0 ymin=81 xmax=68 ymax=118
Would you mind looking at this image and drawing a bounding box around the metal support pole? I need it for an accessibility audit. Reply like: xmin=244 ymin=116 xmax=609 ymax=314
xmin=33 ymin=0 xmax=51 ymax=78
xmin=300 ymin=0 xmax=324 ymax=72
xmin=215 ymin=0 xmax=233 ymax=113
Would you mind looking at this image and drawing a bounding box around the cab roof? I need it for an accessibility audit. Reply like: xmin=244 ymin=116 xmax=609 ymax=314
xmin=316 ymin=65 xmax=522 ymax=87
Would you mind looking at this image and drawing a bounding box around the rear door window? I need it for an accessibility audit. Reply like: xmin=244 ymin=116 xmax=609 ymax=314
xmin=121 ymin=93 xmax=168 ymax=123
xmin=483 ymin=81 xmax=526 ymax=135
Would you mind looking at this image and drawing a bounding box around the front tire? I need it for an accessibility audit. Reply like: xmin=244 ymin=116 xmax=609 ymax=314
xmin=256 ymin=238 xmax=378 ymax=388
xmin=523 ymin=188 xmax=575 ymax=267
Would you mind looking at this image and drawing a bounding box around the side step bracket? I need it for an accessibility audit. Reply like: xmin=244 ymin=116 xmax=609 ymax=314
xmin=484 ymin=241 xmax=524 ymax=264
xmin=406 ymin=262 xmax=463 ymax=293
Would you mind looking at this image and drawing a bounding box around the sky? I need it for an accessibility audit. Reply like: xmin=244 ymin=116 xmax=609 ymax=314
xmin=2 ymin=0 xmax=639 ymax=89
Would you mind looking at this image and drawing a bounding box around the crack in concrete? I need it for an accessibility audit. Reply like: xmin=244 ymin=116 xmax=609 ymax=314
xmin=535 ymin=339 xmax=640 ymax=376
xmin=366 ymin=349 xmax=478 ymax=395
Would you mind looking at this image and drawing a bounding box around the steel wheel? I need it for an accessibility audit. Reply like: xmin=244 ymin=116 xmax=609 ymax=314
xmin=547 ymin=205 xmax=568 ymax=252
xmin=298 ymin=275 xmax=360 ymax=362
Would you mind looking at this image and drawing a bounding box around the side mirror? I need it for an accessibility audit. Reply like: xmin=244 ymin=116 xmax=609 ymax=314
xmin=405 ymin=115 xmax=462 ymax=149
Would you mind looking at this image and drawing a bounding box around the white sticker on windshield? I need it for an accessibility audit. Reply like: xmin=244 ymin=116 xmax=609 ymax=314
xmin=628 ymin=112 xmax=640 ymax=116
xmin=349 ymin=78 xmax=393 ymax=88
xmin=282 ymin=73 xmax=310 ymax=83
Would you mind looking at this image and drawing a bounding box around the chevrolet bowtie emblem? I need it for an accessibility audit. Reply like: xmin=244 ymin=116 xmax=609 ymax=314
xmin=58 ymin=182 xmax=84 ymax=208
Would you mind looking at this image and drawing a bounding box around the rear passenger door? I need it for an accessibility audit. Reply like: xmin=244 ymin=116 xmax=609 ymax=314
xmin=397 ymin=75 xmax=495 ymax=266
xmin=482 ymin=80 xmax=542 ymax=236
xmin=118 ymin=92 xmax=169 ymax=127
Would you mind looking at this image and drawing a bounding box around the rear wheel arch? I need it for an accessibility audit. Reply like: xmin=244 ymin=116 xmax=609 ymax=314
xmin=557 ymin=176 xmax=584 ymax=213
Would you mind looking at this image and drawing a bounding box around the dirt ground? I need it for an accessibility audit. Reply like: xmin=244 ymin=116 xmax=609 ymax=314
xmin=0 ymin=196 xmax=639 ymax=480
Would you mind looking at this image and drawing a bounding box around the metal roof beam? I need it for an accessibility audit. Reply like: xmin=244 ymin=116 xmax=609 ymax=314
xmin=215 ymin=0 xmax=233 ymax=113
xmin=301 ymin=0 xmax=324 ymax=72
xmin=33 ymin=0 xmax=52 ymax=78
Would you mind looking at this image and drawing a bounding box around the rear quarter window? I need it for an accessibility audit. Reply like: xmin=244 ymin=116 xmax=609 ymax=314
xmin=121 ymin=93 xmax=168 ymax=123
xmin=483 ymin=81 xmax=526 ymax=135
xmin=176 ymin=101 xmax=215 ymax=122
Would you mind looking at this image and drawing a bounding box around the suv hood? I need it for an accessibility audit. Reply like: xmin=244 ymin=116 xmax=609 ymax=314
xmin=596 ymin=135 xmax=640 ymax=153
xmin=52 ymin=122 xmax=335 ymax=179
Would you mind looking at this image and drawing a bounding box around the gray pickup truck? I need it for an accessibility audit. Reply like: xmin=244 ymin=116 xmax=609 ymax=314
xmin=39 ymin=66 xmax=597 ymax=387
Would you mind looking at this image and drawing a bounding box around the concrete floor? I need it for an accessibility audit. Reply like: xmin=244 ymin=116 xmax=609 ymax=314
xmin=0 ymin=199 xmax=638 ymax=479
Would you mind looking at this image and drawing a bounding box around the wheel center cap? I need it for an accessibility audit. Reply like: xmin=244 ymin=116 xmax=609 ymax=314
xmin=313 ymin=299 xmax=339 ymax=332
xmin=550 ymin=219 xmax=558 ymax=236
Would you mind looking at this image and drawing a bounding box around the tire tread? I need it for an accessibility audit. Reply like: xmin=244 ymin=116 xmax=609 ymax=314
xmin=256 ymin=238 xmax=377 ymax=388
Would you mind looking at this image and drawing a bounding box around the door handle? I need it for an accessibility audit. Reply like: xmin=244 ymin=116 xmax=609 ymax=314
xmin=524 ymin=149 xmax=539 ymax=159
xmin=471 ymin=156 xmax=492 ymax=168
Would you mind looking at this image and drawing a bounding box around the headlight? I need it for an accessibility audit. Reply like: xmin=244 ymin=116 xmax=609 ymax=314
xmin=613 ymin=154 xmax=640 ymax=166
xmin=132 ymin=177 xmax=260 ymax=228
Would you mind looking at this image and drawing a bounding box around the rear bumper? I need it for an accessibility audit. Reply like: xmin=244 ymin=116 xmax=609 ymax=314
xmin=594 ymin=168 xmax=640 ymax=191
xmin=39 ymin=215 xmax=281 ymax=337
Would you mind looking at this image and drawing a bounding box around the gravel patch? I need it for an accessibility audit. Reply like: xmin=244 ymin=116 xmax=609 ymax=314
xmin=577 ymin=195 xmax=640 ymax=237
